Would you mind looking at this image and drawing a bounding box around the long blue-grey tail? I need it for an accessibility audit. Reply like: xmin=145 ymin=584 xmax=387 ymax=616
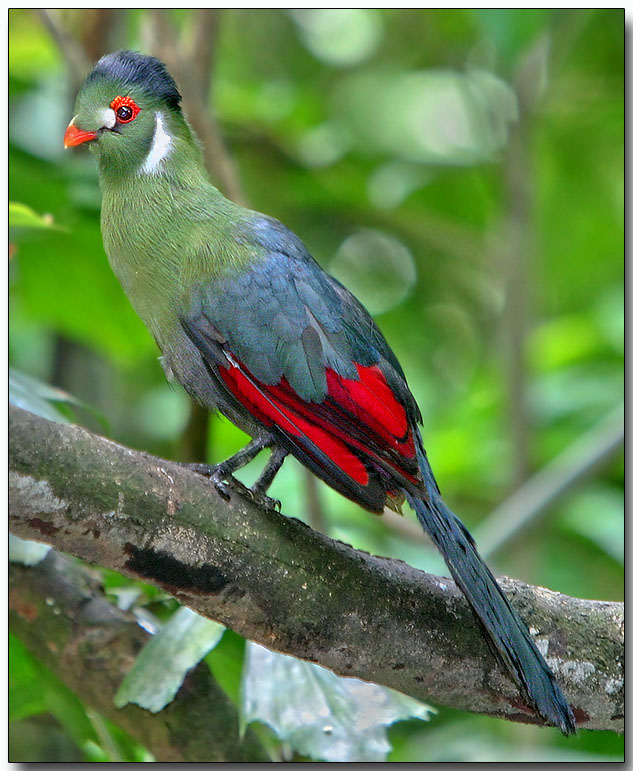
xmin=407 ymin=446 xmax=576 ymax=735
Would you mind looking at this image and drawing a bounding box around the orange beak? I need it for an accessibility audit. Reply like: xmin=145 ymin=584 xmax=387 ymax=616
xmin=64 ymin=118 xmax=98 ymax=148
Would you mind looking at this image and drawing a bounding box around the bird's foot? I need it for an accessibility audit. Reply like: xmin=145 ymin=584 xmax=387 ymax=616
xmin=249 ymin=484 xmax=282 ymax=512
xmin=181 ymin=461 xmax=218 ymax=478
xmin=220 ymin=478 xmax=281 ymax=511
xmin=179 ymin=461 xmax=236 ymax=500
xmin=180 ymin=461 xmax=281 ymax=510
xmin=247 ymin=446 xmax=287 ymax=512
xmin=213 ymin=476 xmax=281 ymax=511
xmin=180 ymin=438 xmax=285 ymax=511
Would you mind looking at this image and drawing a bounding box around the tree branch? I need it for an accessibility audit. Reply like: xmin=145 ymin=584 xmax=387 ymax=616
xmin=36 ymin=9 xmax=91 ymax=89
xmin=9 ymin=550 xmax=267 ymax=762
xmin=9 ymin=405 xmax=623 ymax=732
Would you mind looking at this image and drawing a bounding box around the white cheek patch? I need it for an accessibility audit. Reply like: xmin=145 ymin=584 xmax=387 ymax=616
xmin=99 ymin=107 xmax=116 ymax=130
xmin=139 ymin=112 xmax=172 ymax=175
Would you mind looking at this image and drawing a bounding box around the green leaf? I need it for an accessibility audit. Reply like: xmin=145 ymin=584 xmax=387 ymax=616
xmin=241 ymin=643 xmax=434 ymax=762
xmin=205 ymin=628 xmax=247 ymax=705
xmin=9 ymin=635 xmax=48 ymax=723
xmin=9 ymin=368 xmax=71 ymax=423
xmin=9 ymin=635 xmax=99 ymax=752
xmin=9 ymin=368 xmax=109 ymax=430
xmin=114 ymin=607 xmax=225 ymax=712
xmin=9 ymin=201 xmax=64 ymax=230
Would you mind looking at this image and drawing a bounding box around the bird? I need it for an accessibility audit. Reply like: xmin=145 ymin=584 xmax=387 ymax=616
xmin=64 ymin=50 xmax=575 ymax=734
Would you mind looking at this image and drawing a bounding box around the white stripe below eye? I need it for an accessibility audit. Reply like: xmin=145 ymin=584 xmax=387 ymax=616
xmin=140 ymin=112 xmax=172 ymax=175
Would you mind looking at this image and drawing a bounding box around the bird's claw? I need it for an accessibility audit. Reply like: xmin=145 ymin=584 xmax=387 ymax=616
xmin=244 ymin=484 xmax=282 ymax=512
xmin=260 ymin=493 xmax=282 ymax=512
xmin=181 ymin=461 xmax=218 ymax=478
xmin=180 ymin=461 xmax=281 ymax=510
xmin=212 ymin=477 xmax=232 ymax=501
xmin=180 ymin=461 xmax=234 ymax=500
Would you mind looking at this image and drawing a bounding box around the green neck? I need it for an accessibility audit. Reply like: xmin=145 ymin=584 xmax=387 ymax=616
xmin=97 ymin=110 xmax=245 ymax=349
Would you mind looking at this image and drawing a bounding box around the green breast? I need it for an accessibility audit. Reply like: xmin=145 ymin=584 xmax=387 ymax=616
xmin=100 ymin=173 xmax=251 ymax=351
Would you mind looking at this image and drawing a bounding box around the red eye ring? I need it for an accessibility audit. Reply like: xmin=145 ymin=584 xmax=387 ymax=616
xmin=110 ymin=95 xmax=141 ymax=124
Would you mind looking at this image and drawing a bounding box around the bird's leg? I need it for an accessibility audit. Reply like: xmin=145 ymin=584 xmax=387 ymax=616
xmin=250 ymin=446 xmax=288 ymax=510
xmin=253 ymin=446 xmax=288 ymax=493
xmin=182 ymin=436 xmax=287 ymax=508
xmin=182 ymin=436 xmax=271 ymax=479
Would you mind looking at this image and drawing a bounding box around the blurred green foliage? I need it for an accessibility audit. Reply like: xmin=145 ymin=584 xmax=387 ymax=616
xmin=9 ymin=8 xmax=623 ymax=762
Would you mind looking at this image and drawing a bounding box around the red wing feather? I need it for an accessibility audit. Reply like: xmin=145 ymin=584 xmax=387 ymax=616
xmin=219 ymin=363 xmax=369 ymax=485
xmin=326 ymin=365 xmax=416 ymax=459
xmin=218 ymin=356 xmax=421 ymax=500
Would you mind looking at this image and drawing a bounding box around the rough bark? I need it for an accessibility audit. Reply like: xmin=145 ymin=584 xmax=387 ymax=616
xmin=9 ymin=405 xmax=624 ymax=733
xmin=9 ymin=550 xmax=268 ymax=762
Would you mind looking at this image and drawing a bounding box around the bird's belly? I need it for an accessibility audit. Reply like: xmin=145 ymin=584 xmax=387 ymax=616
xmin=162 ymin=331 xmax=266 ymax=440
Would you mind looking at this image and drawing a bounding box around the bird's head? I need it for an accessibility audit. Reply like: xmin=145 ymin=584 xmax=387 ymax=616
xmin=64 ymin=51 xmax=185 ymax=178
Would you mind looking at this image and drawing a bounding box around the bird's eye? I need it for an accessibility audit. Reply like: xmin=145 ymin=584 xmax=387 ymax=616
xmin=110 ymin=96 xmax=141 ymax=124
